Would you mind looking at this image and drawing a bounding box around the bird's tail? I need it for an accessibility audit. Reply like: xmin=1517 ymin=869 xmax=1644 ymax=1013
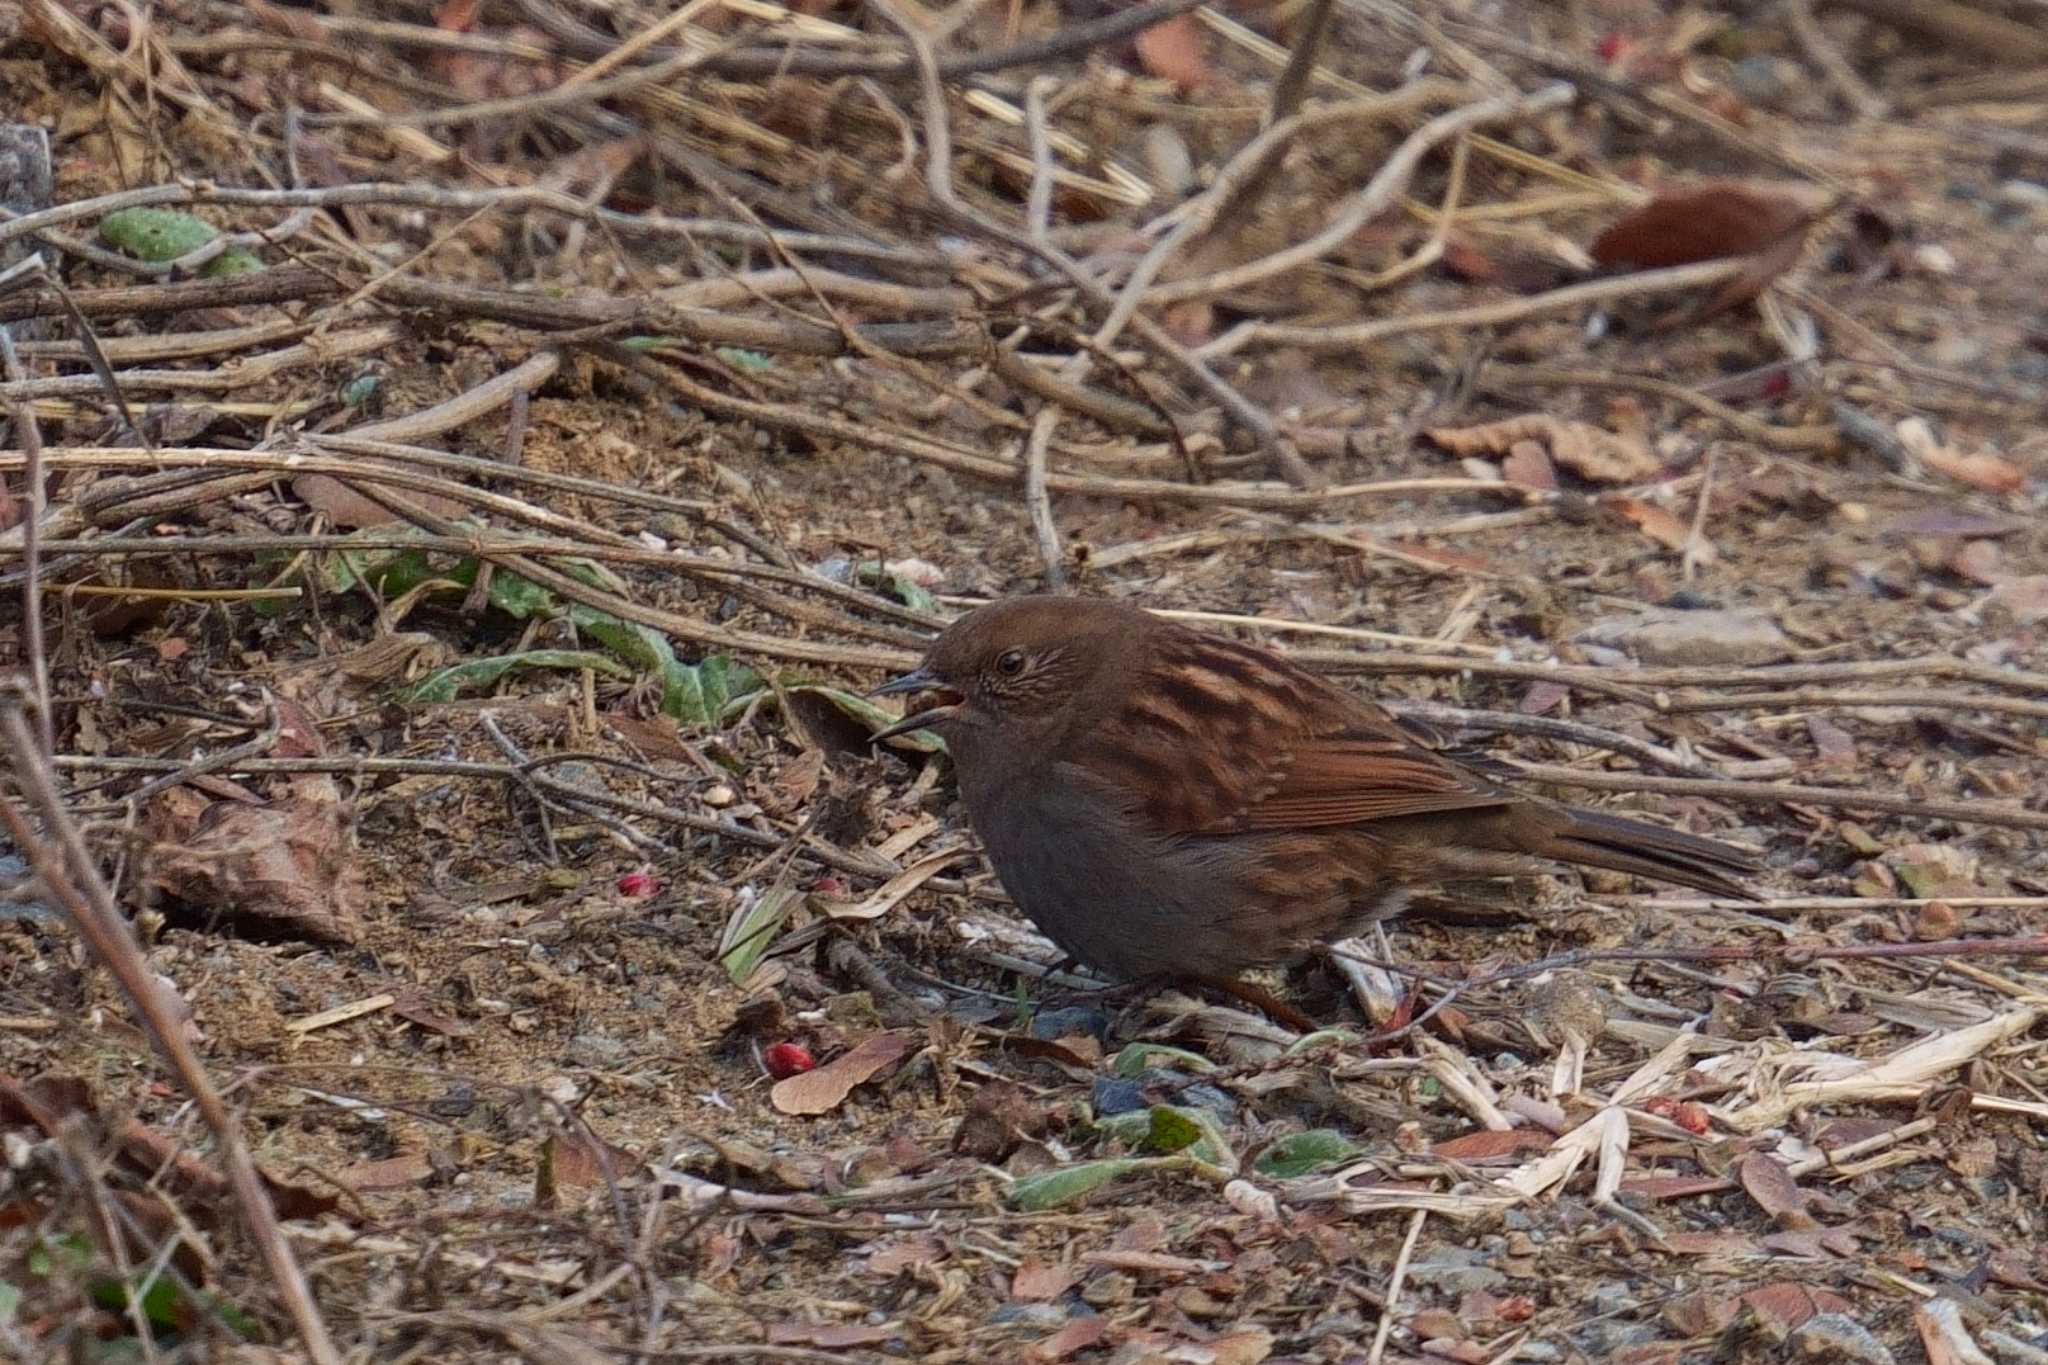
xmin=1541 ymin=805 xmax=1760 ymax=900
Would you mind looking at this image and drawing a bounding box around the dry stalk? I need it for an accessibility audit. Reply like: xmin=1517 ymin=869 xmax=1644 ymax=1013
xmin=0 ymin=696 xmax=341 ymax=1365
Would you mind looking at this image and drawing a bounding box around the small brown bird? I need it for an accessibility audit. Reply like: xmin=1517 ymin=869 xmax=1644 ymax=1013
xmin=872 ymin=596 xmax=1757 ymax=982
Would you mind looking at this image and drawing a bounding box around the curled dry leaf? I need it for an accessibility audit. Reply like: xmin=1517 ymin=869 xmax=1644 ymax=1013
xmin=770 ymin=1030 xmax=919 ymax=1116
xmin=1426 ymin=414 xmax=1658 ymax=483
xmin=141 ymin=776 xmax=368 ymax=944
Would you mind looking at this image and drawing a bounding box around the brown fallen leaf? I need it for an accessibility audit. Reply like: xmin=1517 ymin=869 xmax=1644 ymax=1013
xmin=1738 ymin=1282 xmax=1853 ymax=1335
xmin=1737 ymin=1151 xmax=1815 ymax=1228
xmin=766 ymin=1321 xmax=898 ymax=1349
xmin=1431 ymin=1129 xmax=1554 ymax=1161
xmin=770 ymin=1031 xmax=919 ymax=1116
xmin=1607 ymin=497 xmax=1715 ymax=562
xmin=1133 ymin=13 xmax=1208 ymax=93
xmin=1501 ymin=440 xmax=1558 ymax=491
xmin=1426 ymin=414 xmax=1659 ymax=483
xmin=294 ymin=472 xmax=471 ymax=529
xmin=1895 ymin=418 xmax=2026 ymax=494
xmin=141 ymin=774 xmax=368 ymax=944
xmin=1010 ymin=1257 xmax=1077 ymax=1302
xmin=1026 ymin=1316 xmax=1108 ymax=1363
xmin=1920 ymin=446 xmax=2025 ymax=494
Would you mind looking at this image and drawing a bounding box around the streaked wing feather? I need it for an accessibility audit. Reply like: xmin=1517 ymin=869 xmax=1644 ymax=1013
xmin=1236 ymin=737 xmax=1508 ymax=829
xmin=1083 ymin=625 xmax=1510 ymax=836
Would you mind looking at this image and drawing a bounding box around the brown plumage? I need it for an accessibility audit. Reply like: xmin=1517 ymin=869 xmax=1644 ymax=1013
xmin=872 ymin=596 xmax=1758 ymax=981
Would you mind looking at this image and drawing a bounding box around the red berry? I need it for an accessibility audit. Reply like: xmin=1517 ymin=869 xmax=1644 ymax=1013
xmin=1596 ymin=31 xmax=1629 ymax=63
xmin=763 ymin=1043 xmax=815 ymax=1079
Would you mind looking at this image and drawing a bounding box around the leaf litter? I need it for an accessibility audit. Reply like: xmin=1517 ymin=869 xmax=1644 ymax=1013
xmin=1 ymin=1 xmax=2045 ymax=1362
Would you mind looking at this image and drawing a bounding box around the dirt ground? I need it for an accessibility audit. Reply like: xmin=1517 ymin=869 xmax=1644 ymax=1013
xmin=2 ymin=1 xmax=2046 ymax=1362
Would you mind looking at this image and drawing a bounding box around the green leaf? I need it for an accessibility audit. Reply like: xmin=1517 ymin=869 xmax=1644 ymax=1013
xmin=489 ymin=569 xmax=558 ymax=619
xmin=574 ymin=603 xmax=675 ymax=672
xmin=202 ymin=248 xmax=265 ymax=277
xmin=1007 ymin=1159 xmax=1145 ymax=1211
xmin=1285 ymin=1028 xmax=1363 ymax=1055
xmin=1094 ymin=1106 xmax=1235 ymax=1171
xmin=719 ymin=885 xmax=799 ymax=986
xmin=398 ymin=650 xmax=630 ymax=703
xmin=96 ymin=208 xmax=264 ymax=277
xmin=714 ymin=346 xmax=774 ymax=371
xmin=883 ymin=573 xmax=936 ymax=614
xmin=848 ymin=560 xmax=937 ymax=613
xmin=1109 ymin=1043 xmax=1216 ymax=1078
xmin=1252 ymin=1129 xmax=1363 ymax=1179
xmin=99 ymin=207 xmax=218 ymax=261
xmin=661 ymin=653 xmax=763 ymax=726
xmin=1146 ymin=1105 xmax=1202 ymax=1154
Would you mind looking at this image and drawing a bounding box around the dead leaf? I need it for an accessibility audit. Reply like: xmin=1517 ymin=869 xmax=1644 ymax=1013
xmin=1501 ymin=441 xmax=1558 ymax=491
xmin=1431 ymin=1129 xmax=1553 ymax=1161
xmin=1026 ymin=1316 xmax=1107 ymax=1362
xmin=1805 ymin=716 xmax=1858 ymax=771
xmin=545 ymin=1128 xmax=644 ymax=1190
xmin=770 ymin=1031 xmax=918 ymax=1116
xmin=1739 ymin=1282 xmax=1853 ymax=1335
xmin=1988 ymin=575 xmax=2048 ymax=624
xmin=766 ymin=1321 xmax=897 ymax=1349
xmin=1133 ymin=13 xmax=1208 ymax=93
xmin=1736 ymin=1152 xmax=1814 ymax=1227
xmin=1607 ymin=497 xmax=1713 ymax=562
xmin=1896 ymin=418 xmax=2025 ymax=493
xmin=1426 ymin=414 xmax=1658 ymax=483
xmin=141 ymin=775 xmax=367 ymax=944
xmin=294 ymin=473 xmax=470 ymax=529
xmin=338 ymin=1152 xmax=437 ymax=1191
xmin=1010 ymin=1257 xmax=1076 ymax=1301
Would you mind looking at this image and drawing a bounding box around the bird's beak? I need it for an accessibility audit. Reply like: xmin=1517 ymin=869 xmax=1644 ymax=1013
xmin=867 ymin=667 xmax=964 ymax=743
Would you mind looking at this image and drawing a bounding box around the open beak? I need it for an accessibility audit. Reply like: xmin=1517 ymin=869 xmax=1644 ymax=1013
xmin=867 ymin=667 xmax=963 ymax=743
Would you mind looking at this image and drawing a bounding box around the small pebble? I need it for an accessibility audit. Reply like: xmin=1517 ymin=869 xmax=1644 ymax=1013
xmin=1914 ymin=243 xmax=1957 ymax=275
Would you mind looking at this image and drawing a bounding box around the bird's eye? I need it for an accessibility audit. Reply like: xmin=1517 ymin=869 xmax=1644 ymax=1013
xmin=995 ymin=649 xmax=1027 ymax=677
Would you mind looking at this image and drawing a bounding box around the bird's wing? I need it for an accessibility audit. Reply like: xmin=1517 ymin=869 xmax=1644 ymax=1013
xmin=1080 ymin=627 xmax=1510 ymax=836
